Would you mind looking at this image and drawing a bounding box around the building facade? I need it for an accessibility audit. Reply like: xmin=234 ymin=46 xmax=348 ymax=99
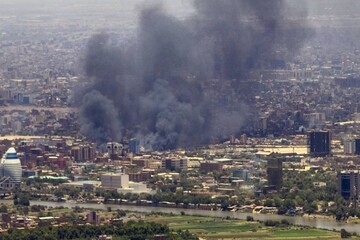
xmin=308 ymin=131 xmax=331 ymax=157
xmin=344 ymin=139 xmax=356 ymax=155
xmin=101 ymin=173 xmax=129 ymax=189
xmin=338 ymin=171 xmax=359 ymax=200
xmin=0 ymin=147 xmax=22 ymax=183
xmin=162 ymin=158 xmax=188 ymax=171
xmin=129 ymin=138 xmax=140 ymax=155
xmin=267 ymin=159 xmax=283 ymax=190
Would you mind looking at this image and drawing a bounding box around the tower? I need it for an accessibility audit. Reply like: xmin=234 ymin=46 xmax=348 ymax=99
xmin=0 ymin=147 xmax=22 ymax=183
xmin=128 ymin=138 xmax=140 ymax=155
xmin=355 ymin=139 xmax=360 ymax=155
xmin=308 ymin=131 xmax=331 ymax=157
xmin=344 ymin=139 xmax=356 ymax=155
xmin=267 ymin=158 xmax=283 ymax=191
xmin=338 ymin=171 xmax=359 ymax=204
xmin=106 ymin=142 xmax=123 ymax=160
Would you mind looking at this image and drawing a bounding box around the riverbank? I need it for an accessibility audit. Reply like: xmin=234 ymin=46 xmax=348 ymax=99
xmin=3 ymin=200 xmax=358 ymax=235
xmin=0 ymin=200 xmax=349 ymax=239
xmin=302 ymin=214 xmax=335 ymax=220
xmin=144 ymin=214 xmax=344 ymax=240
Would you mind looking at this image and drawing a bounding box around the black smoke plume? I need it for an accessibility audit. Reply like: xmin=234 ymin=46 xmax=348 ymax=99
xmin=77 ymin=0 xmax=311 ymax=150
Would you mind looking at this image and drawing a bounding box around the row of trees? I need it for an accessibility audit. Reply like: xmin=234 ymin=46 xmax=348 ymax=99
xmin=0 ymin=221 xmax=197 ymax=240
xmin=94 ymin=168 xmax=343 ymax=214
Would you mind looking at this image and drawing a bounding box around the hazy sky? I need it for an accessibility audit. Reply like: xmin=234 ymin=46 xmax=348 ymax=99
xmin=1 ymin=0 xmax=360 ymax=17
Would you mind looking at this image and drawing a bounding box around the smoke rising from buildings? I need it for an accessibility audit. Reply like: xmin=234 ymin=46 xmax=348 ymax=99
xmin=78 ymin=0 xmax=311 ymax=150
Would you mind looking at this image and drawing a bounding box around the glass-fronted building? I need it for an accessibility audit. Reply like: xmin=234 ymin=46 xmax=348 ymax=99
xmin=0 ymin=147 xmax=22 ymax=182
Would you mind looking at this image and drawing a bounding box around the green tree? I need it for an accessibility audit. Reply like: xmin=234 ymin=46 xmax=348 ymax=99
xmin=264 ymin=199 xmax=273 ymax=207
xmin=341 ymin=229 xmax=351 ymax=238
xmin=54 ymin=189 xmax=64 ymax=198
xmin=0 ymin=205 xmax=8 ymax=213
xmin=283 ymin=199 xmax=295 ymax=209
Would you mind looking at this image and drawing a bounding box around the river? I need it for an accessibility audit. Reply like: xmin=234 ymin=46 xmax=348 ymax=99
xmin=2 ymin=200 xmax=358 ymax=234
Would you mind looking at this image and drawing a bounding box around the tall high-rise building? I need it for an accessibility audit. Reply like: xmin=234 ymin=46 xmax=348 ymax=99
xmin=70 ymin=146 xmax=83 ymax=162
xmin=355 ymin=139 xmax=360 ymax=155
xmin=338 ymin=171 xmax=359 ymax=200
xmin=128 ymin=138 xmax=140 ymax=155
xmin=106 ymin=142 xmax=123 ymax=160
xmin=106 ymin=142 xmax=122 ymax=155
xmin=0 ymin=147 xmax=22 ymax=182
xmin=308 ymin=131 xmax=331 ymax=157
xmin=267 ymin=159 xmax=282 ymax=190
xmin=344 ymin=139 xmax=356 ymax=155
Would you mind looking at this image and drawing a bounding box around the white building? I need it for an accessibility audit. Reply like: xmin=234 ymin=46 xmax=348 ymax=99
xmin=117 ymin=182 xmax=154 ymax=194
xmin=0 ymin=147 xmax=22 ymax=182
xmin=101 ymin=173 xmax=129 ymax=189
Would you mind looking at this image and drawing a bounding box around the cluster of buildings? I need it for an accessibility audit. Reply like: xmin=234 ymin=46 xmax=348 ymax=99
xmin=0 ymin=108 xmax=78 ymax=136
xmin=0 ymin=1 xmax=138 ymax=108
xmin=0 ymin=208 xmax=124 ymax=238
xmin=2 ymin=0 xmax=360 ymax=224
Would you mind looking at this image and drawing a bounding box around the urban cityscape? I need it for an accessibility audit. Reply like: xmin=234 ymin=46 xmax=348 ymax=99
xmin=2 ymin=0 xmax=360 ymax=239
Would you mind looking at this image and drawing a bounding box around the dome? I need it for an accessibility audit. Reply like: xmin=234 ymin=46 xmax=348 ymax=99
xmin=0 ymin=147 xmax=22 ymax=182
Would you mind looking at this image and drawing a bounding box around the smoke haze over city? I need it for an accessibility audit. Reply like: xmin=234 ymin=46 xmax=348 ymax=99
xmin=77 ymin=0 xmax=312 ymax=150
xmin=3 ymin=0 xmax=360 ymax=236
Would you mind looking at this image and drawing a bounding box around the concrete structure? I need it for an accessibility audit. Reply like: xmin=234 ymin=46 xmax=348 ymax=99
xmin=0 ymin=148 xmax=22 ymax=182
xmin=308 ymin=131 xmax=331 ymax=157
xmin=101 ymin=173 xmax=129 ymax=189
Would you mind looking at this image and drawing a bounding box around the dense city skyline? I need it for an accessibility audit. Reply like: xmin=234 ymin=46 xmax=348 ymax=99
xmin=2 ymin=1 xmax=360 ymax=239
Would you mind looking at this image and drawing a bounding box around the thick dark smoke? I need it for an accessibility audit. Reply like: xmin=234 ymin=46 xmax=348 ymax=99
xmin=79 ymin=90 xmax=122 ymax=144
xmin=77 ymin=0 xmax=311 ymax=150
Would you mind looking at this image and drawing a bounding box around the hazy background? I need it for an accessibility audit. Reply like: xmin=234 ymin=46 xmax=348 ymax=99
xmin=2 ymin=0 xmax=360 ymax=149
xmin=1 ymin=0 xmax=360 ymax=17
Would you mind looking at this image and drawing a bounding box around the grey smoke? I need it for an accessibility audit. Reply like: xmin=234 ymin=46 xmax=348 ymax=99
xmin=78 ymin=0 xmax=311 ymax=150
xmin=79 ymin=90 xmax=122 ymax=144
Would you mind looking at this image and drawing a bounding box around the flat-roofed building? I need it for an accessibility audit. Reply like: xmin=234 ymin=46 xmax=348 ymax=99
xmin=101 ymin=173 xmax=129 ymax=189
xmin=162 ymin=158 xmax=187 ymax=171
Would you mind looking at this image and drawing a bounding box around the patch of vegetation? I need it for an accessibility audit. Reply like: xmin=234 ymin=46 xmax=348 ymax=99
xmin=144 ymin=214 xmax=341 ymax=239
xmin=0 ymin=221 xmax=197 ymax=240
